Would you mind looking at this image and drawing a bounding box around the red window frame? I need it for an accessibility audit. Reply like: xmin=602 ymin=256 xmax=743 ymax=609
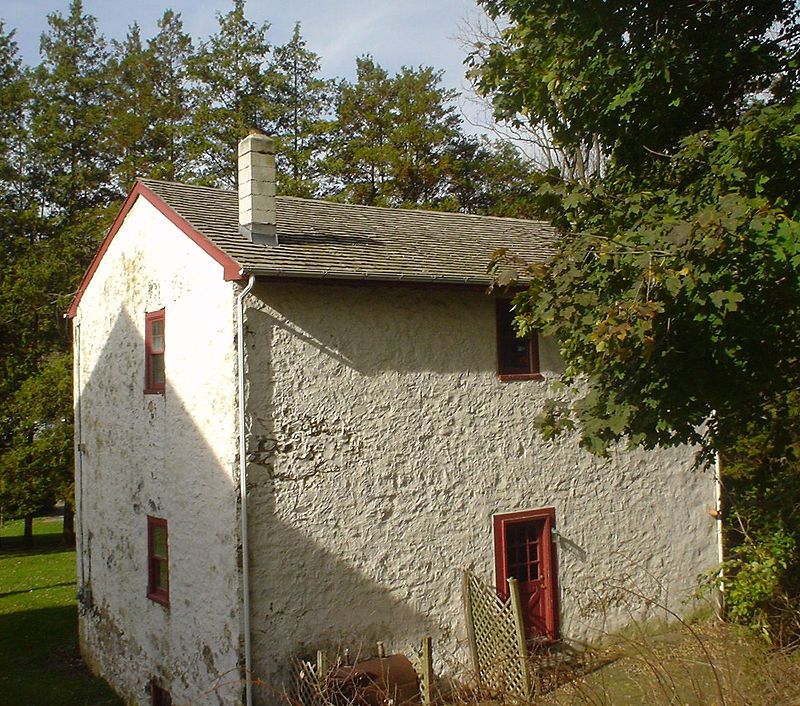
xmin=145 ymin=309 xmax=166 ymax=394
xmin=495 ymin=299 xmax=542 ymax=381
xmin=494 ymin=507 xmax=559 ymax=642
xmin=147 ymin=516 xmax=169 ymax=605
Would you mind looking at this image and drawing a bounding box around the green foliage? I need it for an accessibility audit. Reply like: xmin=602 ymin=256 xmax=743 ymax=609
xmin=188 ymin=0 xmax=278 ymax=187
xmin=719 ymin=527 xmax=796 ymax=640
xmin=110 ymin=11 xmax=195 ymax=187
xmin=0 ymin=22 xmax=28 ymax=210
xmin=711 ymin=392 xmax=800 ymax=642
xmin=0 ymin=353 xmax=73 ymax=519
xmin=325 ymin=56 xmax=399 ymax=205
xmin=470 ymin=0 xmax=800 ymax=172
xmin=444 ymin=136 xmax=538 ymax=217
xmin=270 ymin=22 xmax=334 ymax=197
xmin=326 ymin=56 xmax=461 ymax=207
xmin=29 ymin=0 xmax=117 ymax=216
xmin=492 ymin=98 xmax=800 ymax=461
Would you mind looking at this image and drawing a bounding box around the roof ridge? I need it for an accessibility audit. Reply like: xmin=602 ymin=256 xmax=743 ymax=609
xmin=137 ymin=177 xmax=554 ymax=228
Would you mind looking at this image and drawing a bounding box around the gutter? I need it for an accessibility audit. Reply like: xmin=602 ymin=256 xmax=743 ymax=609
xmin=237 ymin=274 xmax=256 ymax=706
xmin=249 ymin=267 xmax=491 ymax=285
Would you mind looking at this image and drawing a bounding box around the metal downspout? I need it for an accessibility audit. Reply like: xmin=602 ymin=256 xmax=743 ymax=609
xmin=715 ymin=452 xmax=725 ymax=616
xmin=237 ymin=274 xmax=256 ymax=706
xmin=74 ymin=321 xmax=86 ymax=594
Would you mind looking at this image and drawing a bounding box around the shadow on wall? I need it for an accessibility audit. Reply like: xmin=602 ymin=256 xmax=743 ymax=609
xmin=246 ymin=281 xmax=498 ymax=376
xmin=244 ymin=282 xmax=442 ymax=695
xmin=76 ymin=304 xmax=434 ymax=704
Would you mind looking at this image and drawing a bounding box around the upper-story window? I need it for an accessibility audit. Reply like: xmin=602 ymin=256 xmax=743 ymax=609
xmin=496 ymin=299 xmax=542 ymax=381
xmin=145 ymin=309 xmax=165 ymax=394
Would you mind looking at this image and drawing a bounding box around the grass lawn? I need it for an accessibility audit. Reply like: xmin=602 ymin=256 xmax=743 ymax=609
xmin=0 ymin=515 xmax=123 ymax=705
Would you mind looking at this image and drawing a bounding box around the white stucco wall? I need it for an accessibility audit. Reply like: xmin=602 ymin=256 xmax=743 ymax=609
xmin=73 ymin=197 xmax=243 ymax=706
xmin=243 ymin=281 xmax=717 ymax=695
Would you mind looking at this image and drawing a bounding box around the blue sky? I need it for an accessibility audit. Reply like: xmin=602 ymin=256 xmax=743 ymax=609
xmin=5 ymin=0 xmax=491 ymax=128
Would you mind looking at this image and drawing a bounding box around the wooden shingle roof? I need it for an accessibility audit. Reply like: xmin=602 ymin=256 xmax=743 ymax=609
xmin=141 ymin=178 xmax=557 ymax=285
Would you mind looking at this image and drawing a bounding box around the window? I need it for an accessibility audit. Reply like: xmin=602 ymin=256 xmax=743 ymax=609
xmin=147 ymin=516 xmax=169 ymax=605
xmin=150 ymin=682 xmax=172 ymax=706
xmin=495 ymin=299 xmax=541 ymax=380
xmin=145 ymin=309 xmax=166 ymax=393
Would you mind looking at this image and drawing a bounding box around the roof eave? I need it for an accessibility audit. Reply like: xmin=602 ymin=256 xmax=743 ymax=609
xmin=248 ymin=267 xmax=499 ymax=287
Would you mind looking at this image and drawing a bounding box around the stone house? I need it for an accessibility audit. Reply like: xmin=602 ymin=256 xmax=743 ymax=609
xmin=68 ymin=134 xmax=718 ymax=706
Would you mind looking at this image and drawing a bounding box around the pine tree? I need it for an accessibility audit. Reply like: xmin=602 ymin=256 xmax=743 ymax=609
xmin=390 ymin=65 xmax=460 ymax=205
xmin=0 ymin=22 xmax=29 ymax=225
xmin=326 ymin=57 xmax=461 ymax=207
xmin=188 ymin=0 xmax=277 ymax=187
xmin=147 ymin=10 xmax=195 ymax=182
xmin=270 ymin=22 xmax=334 ymax=197
xmin=444 ymin=136 xmax=536 ymax=217
xmin=326 ymin=56 xmax=398 ymax=205
xmin=2 ymin=1 xmax=112 ymax=542
xmin=109 ymin=23 xmax=153 ymax=190
xmin=29 ymin=0 xmax=116 ymax=218
xmin=110 ymin=11 xmax=194 ymax=186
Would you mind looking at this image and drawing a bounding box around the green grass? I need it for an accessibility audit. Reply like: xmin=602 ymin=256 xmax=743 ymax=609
xmin=0 ymin=516 xmax=123 ymax=705
xmin=0 ymin=514 xmax=63 ymax=539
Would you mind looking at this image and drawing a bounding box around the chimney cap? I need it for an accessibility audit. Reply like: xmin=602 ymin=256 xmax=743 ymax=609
xmin=238 ymin=132 xmax=275 ymax=157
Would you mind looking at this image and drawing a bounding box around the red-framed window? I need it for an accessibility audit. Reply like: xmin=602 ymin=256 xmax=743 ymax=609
xmin=145 ymin=309 xmax=166 ymax=394
xmin=494 ymin=508 xmax=559 ymax=642
xmin=495 ymin=299 xmax=541 ymax=381
xmin=147 ymin=516 xmax=169 ymax=605
xmin=150 ymin=682 xmax=172 ymax=706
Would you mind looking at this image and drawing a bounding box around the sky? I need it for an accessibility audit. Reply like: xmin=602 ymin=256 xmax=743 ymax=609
xmin=3 ymin=0 xmax=496 ymax=131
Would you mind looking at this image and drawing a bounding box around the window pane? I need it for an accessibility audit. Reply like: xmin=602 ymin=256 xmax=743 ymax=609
xmin=158 ymin=560 xmax=169 ymax=590
xmin=150 ymin=319 xmax=164 ymax=353
xmin=150 ymin=354 xmax=165 ymax=386
xmin=152 ymin=526 xmax=167 ymax=557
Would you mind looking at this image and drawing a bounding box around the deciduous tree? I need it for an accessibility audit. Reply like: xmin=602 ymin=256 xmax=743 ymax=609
xmin=470 ymin=0 xmax=800 ymax=172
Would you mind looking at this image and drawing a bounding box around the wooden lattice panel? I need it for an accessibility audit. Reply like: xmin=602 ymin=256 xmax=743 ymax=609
xmin=464 ymin=571 xmax=530 ymax=701
xmin=289 ymin=655 xmax=329 ymax=706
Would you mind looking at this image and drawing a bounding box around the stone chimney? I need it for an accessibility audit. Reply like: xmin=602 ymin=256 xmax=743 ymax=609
xmin=238 ymin=131 xmax=277 ymax=245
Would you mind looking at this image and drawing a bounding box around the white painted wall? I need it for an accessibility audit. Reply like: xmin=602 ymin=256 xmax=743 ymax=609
xmin=73 ymin=197 xmax=243 ymax=706
xmin=243 ymin=281 xmax=717 ymax=696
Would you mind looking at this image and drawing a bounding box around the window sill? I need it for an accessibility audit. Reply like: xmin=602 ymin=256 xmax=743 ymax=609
xmin=147 ymin=590 xmax=169 ymax=607
xmin=144 ymin=388 xmax=165 ymax=396
xmin=497 ymin=372 xmax=544 ymax=382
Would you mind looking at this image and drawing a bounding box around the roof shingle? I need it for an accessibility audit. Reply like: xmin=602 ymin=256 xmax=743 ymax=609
xmin=141 ymin=178 xmax=557 ymax=285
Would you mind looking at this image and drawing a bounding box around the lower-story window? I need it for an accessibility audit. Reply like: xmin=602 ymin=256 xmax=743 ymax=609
xmin=150 ymin=681 xmax=172 ymax=706
xmin=147 ymin=516 xmax=169 ymax=605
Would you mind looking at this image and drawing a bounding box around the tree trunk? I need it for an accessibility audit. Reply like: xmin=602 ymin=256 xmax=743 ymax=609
xmin=63 ymin=501 xmax=75 ymax=545
xmin=23 ymin=514 xmax=33 ymax=547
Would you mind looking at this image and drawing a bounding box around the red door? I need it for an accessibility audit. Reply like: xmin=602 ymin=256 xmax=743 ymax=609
xmin=494 ymin=508 xmax=559 ymax=643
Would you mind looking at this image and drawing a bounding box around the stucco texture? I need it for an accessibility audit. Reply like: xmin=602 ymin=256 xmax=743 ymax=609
xmin=244 ymin=280 xmax=717 ymax=695
xmin=73 ymin=197 xmax=243 ymax=706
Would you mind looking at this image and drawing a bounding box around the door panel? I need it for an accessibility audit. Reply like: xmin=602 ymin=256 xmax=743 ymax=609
xmin=494 ymin=508 xmax=559 ymax=643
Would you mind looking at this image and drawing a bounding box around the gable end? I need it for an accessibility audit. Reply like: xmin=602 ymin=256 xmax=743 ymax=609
xmin=67 ymin=181 xmax=245 ymax=318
